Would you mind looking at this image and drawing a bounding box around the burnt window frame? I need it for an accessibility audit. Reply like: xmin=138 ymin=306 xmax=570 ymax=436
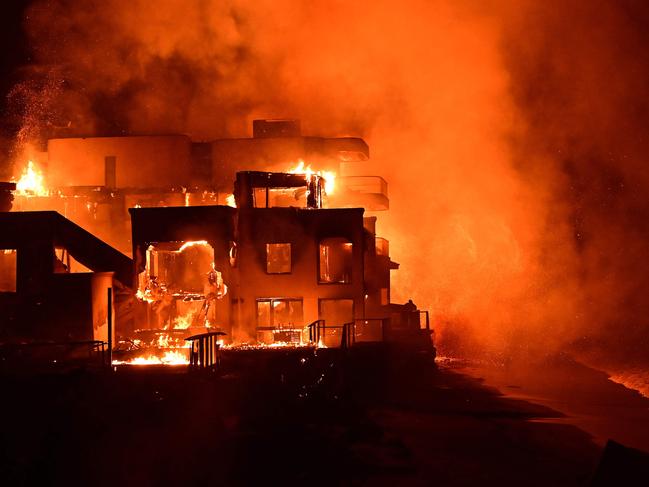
xmin=141 ymin=240 xmax=216 ymax=295
xmin=256 ymin=297 xmax=304 ymax=329
xmin=317 ymin=237 xmax=353 ymax=285
xmin=265 ymin=242 xmax=292 ymax=274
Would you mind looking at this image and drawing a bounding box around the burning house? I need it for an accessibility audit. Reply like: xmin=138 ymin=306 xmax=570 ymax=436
xmin=0 ymin=120 xmax=432 ymax=366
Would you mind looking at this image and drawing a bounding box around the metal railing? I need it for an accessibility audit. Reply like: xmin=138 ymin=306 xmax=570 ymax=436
xmin=306 ymin=319 xmax=326 ymax=344
xmin=306 ymin=318 xmax=388 ymax=349
xmin=185 ymin=331 xmax=225 ymax=371
xmin=306 ymin=319 xmax=349 ymax=348
xmin=256 ymin=325 xmax=303 ymax=344
xmin=352 ymin=318 xmax=389 ymax=343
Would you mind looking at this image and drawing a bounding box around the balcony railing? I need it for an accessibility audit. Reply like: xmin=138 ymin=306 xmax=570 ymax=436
xmin=306 ymin=318 xmax=388 ymax=348
xmin=329 ymin=176 xmax=390 ymax=211
xmin=352 ymin=318 xmax=388 ymax=343
xmin=338 ymin=176 xmax=388 ymax=197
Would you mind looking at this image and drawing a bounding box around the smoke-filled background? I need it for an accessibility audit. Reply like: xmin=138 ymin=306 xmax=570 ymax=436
xmin=2 ymin=0 xmax=649 ymax=387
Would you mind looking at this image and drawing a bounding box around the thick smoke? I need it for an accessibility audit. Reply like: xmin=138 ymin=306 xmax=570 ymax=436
xmin=497 ymin=0 xmax=649 ymax=378
xmin=12 ymin=0 xmax=649 ymax=380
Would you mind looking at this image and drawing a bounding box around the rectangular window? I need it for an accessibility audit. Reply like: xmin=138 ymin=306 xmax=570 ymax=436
xmin=143 ymin=241 xmax=215 ymax=294
xmin=268 ymin=187 xmax=307 ymax=208
xmin=257 ymin=300 xmax=271 ymax=327
xmin=256 ymin=298 xmax=304 ymax=344
xmin=0 ymin=249 xmax=17 ymax=292
xmin=253 ymin=186 xmax=308 ymax=208
xmin=253 ymin=187 xmax=268 ymax=208
xmin=319 ymin=238 xmax=352 ymax=283
xmin=266 ymin=243 xmax=291 ymax=273
xmin=256 ymin=298 xmax=303 ymax=328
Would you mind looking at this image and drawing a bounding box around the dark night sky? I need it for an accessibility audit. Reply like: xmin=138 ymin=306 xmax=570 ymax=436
xmin=0 ymin=1 xmax=31 ymax=135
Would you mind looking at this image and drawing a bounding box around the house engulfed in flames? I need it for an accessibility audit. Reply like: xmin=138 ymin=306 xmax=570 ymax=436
xmin=0 ymin=120 xmax=432 ymax=366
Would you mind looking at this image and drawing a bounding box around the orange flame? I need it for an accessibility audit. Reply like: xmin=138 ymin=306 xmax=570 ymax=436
xmin=172 ymin=313 xmax=194 ymax=330
xmin=113 ymin=349 xmax=189 ymax=366
xmin=287 ymin=160 xmax=336 ymax=194
xmin=15 ymin=161 xmax=49 ymax=196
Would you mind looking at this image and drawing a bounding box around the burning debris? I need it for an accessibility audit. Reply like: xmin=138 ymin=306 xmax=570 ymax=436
xmin=112 ymin=349 xmax=190 ymax=366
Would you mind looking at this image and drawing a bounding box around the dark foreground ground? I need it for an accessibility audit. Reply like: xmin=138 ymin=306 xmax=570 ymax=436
xmin=454 ymin=355 xmax=649 ymax=453
xmin=1 ymin=346 xmax=647 ymax=486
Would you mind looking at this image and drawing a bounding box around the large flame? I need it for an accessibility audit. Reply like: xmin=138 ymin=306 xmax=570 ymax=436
xmin=15 ymin=161 xmax=49 ymax=196
xmin=225 ymin=193 xmax=236 ymax=207
xmin=287 ymin=160 xmax=336 ymax=195
xmin=113 ymin=349 xmax=189 ymax=366
xmin=172 ymin=312 xmax=195 ymax=330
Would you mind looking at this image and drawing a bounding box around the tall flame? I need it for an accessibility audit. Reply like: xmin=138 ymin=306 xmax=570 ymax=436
xmin=287 ymin=160 xmax=336 ymax=194
xmin=15 ymin=161 xmax=49 ymax=196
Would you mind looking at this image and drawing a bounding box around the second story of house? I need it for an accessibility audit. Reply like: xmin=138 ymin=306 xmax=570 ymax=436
xmin=128 ymin=169 xmax=398 ymax=343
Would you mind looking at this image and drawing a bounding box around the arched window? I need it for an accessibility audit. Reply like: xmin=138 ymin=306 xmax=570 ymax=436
xmin=319 ymin=237 xmax=352 ymax=284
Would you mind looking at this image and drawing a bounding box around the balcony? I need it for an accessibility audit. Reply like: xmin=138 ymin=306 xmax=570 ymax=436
xmin=328 ymin=176 xmax=389 ymax=210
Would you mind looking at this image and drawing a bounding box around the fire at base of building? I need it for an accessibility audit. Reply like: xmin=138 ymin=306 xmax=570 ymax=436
xmin=0 ymin=120 xmax=433 ymax=367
